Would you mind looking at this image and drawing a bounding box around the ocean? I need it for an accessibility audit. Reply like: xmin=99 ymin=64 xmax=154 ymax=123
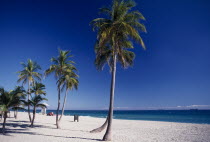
xmin=33 ymin=110 xmax=210 ymax=124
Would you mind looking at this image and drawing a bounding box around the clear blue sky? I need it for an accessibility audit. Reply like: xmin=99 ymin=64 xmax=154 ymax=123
xmin=0 ymin=0 xmax=210 ymax=110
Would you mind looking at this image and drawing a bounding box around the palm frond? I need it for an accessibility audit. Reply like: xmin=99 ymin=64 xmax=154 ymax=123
xmin=91 ymin=0 xmax=146 ymax=70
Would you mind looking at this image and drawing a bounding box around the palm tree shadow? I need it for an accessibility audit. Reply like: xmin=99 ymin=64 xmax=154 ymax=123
xmin=4 ymin=122 xmax=54 ymax=129
xmin=61 ymin=128 xmax=89 ymax=132
xmin=1 ymin=122 xmax=101 ymax=141
xmin=9 ymin=120 xmax=29 ymax=123
xmin=6 ymin=130 xmax=102 ymax=141
xmin=5 ymin=123 xmax=29 ymax=128
xmin=1 ymin=119 xmax=101 ymax=141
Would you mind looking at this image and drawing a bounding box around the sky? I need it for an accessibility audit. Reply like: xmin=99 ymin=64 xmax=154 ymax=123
xmin=0 ymin=0 xmax=210 ymax=110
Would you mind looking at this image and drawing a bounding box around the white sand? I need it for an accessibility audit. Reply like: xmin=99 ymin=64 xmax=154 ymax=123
xmin=1 ymin=112 xmax=210 ymax=142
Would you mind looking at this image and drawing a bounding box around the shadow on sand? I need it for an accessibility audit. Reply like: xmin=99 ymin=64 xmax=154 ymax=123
xmin=0 ymin=121 xmax=101 ymax=141
xmin=3 ymin=130 xmax=101 ymax=141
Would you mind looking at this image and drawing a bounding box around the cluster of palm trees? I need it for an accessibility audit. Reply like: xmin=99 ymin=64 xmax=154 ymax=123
xmin=1 ymin=0 xmax=145 ymax=141
xmin=17 ymin=59 xmax=47 ymax=127
xmin=0 ymin=49 xmax=79 ymax=134
xmin=0 ymin=86 xmax=25 ymax=134
xmin=0 ymin=77 xmax=47 ymax=134
xmin=45 ymin=49 xmax=79 ymax=129
xmin=0 ymin=83 xmax=47 ymax=133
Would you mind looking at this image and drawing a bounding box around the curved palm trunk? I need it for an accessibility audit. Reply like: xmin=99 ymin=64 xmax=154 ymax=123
xmin=2 ymin=111 xmax=8 ymax=135
xmin=56 ymin=86 xmax=61 ymax=129
xmin=90 ymin=115 xmax=109 ymax=133
xmin=102 ymin=54 xmax=117 ymax=141
xmin=59 ymin=89 xmax=68 ymax=122
xmin=28 ymin=81 xmax=32 ymax=122
xmin=31 ymin=106 xmax=36 ymax=127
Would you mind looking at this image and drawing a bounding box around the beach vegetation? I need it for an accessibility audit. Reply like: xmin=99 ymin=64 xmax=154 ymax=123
xmin=90 ymin=0 xmax=146 ymax=140
xmin=45 ymin=49 xmax=78 ymax=129
xmin=0 ymin=86 xmax=26 ymax=134
xmin=17 ymin=59 xmax=42 ymax=122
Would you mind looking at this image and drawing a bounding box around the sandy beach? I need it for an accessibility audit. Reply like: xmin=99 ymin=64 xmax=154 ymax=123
xmin=0 ymin=112 xmax=210 ymax=142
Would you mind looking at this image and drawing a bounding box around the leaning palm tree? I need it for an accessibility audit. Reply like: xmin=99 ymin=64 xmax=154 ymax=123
xmin=28 ymin=95 xmax=47 ymax=127
xmin=57 ymin=71 xmax=79 ymax=122
xmin=0 ymin=87 xmax=25 ymax=134
xmin=45 ymin=49 xmax=76 ymax=129
xmin=17 ymin=59 xmax=42 ymax=122
xmin=90 ymin=0 xmax=146 ymax=140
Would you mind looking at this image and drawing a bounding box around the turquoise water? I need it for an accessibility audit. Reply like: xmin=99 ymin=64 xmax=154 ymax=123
xmin=34 ymin=110 xmax=210 ymax=124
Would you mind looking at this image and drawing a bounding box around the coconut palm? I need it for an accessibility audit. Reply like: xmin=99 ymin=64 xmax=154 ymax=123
xmin=31 ymin=82 xmax=46 ymax=96
xmin=0 ymin=87 xmax=25 ymax=134
xmin=28 ymin=95 xmax=47 ymax=127
xmin=90 ymin=0 xmax=146 ymax=140
xmin=28 ymin=82 xmax=47 ymax=126
xmin=57 ymin=71 xmax=79 ymax=122
xmin=17 ymin=59 xmax=42 ymax=122
xmin=45 ymin=49 xmax=76 ymax=129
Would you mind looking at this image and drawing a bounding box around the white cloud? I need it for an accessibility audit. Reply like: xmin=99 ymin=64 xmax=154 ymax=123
xmin=115 ymin=107 xmax=129 ymax=109
xmin=186 ymin=105 xmax=210 ymax=108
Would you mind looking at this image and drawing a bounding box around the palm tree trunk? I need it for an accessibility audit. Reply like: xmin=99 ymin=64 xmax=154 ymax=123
xmin=14 ymin=108 xmax=18 ymax=119
xmin=28 ymin=81 xmax=32 ymax=122
xmin=90 ymin=115 xmax=109 ymax=133
xmin=16 ymin=110 xmax=18 ymax=119
xmin=2 ymin=111 xmax=8 ymax=135
xmin=102 ymin=54 xmax=117 ymax=141
xmin=31 ymin=106 xmax=36 ymax=127
xmin=59 ymin=89 xmax=68 ymax=122
xmin=14 ymin=110 xmax=17 ymax=119
xmin=56 ymin=86 xmax=61 ymax=129
xmin=0 ymin=111 xmax=2 ymax=121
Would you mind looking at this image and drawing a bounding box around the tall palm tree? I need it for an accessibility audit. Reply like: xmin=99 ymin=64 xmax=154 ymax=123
xmin=57 ymin=70 xmax=79 ymax=122
xmin=17 ymin=59 xmax=42 ymax=122
xmin=28 ymin=95 xmax=47 ymax=127
xmin=45 ymin=49 xmax=76 ymax=129
xmin=0 ymin=87 xmax=25 ymax=134
xmin=90 ymin=0 xmax=146 ymax=140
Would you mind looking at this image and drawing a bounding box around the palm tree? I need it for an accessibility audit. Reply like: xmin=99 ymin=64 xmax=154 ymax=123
xmin=90 ymin=0 xmax=146 ymax=140
xmin=28 ymin=82 xmax=46 ymax=127
xmin=0 ymin=87 xmax=25 ymax=134
xmin=12 ymin=86 xmax=26 ymax=119
xmin=17 ymin=59 xmax=42 ymax=122
xmin=57 ymin=70 xmax=79 ymax=122
xmin=45 ymin=49 xmax=76 ymax=129
xmin=31 ymin=82 xmax=46 ymax=96
xmin=28 ymin=95 xmax=47 ymax=127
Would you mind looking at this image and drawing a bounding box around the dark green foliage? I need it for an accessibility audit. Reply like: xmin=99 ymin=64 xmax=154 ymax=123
xmin=45 ymin=48 xmax=78 ymax=129
xmin=0 ymin=86 xmax=26 ymax=134
xmin=31 ymin=82 xmax=46 ymax=95
xmin=0 ymin=86 xmax=26 ymax=112
xmin=91 ymin=0 xmax=146 ymax=71
xmin=17 ymin=59 xmax=42 ymax=85
xmin=28 ymin=95 xmax=48 ymax=109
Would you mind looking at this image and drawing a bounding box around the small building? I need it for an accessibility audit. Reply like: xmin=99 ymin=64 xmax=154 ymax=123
xmin=41 ymin=102 xmax=49 ymax=115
